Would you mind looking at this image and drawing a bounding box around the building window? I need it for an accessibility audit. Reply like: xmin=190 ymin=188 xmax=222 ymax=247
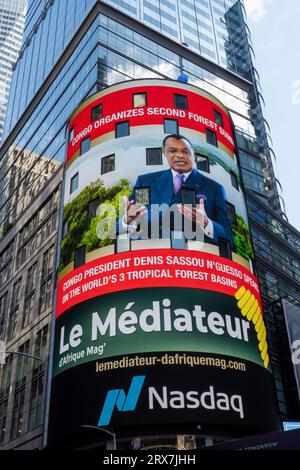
xmin=34 ymin=326 xmax=48 ymax=369
xmin=101 ymin=154 xmax=115 ymax=174
xmin=226 ymin=202 xmax=236 ymax=224
xmin=174 ymin=94 xmax=188 ymax=109
xmin=88 ymin=198 xmax=100 ymax=219
xmin=146 ymin=148 xmax=162 ymax=165
xmin=68 ymin=126 xmax=74 ymax=144
xmin=230 ymin=171 xmax=239 ymax=190
xmin=0 ymin=292 xmax=8 ymax=338
xmin=91 ymin=103 xmax=102 ymax=121
xmin=80 ymin=136 xmax=90 ymax=155
xmin=219 ymin=238 xmax=232 ymax=260
xmin=10 ymin=387 xmax=25 ymax=439
xmin=7 ymin=278 xmax=22 ymax=341
xmin=39 ymin=278 xmax=53 ymax=315
xmin=25 ymin=262 xmax=37 ymax=296
xmin=0 ymin=399 xmax=8 ymax=443
xmin=41 ymin=245 xmax=54 ymax=281
xmin=250 ymin=258 xmax=257 ymax=277
xmin=23 ymin=294 xmax=35 ymax=329
xmin=74 ymin=245 xmax=86 ymax=269
xmin=16 ymin=341 xmax=30 ymax=386
xmin=195 ymin=154 xmax=209 ymax=173
xmin=7 ymin=307 xmax=20 ymax=341
xmin=11 ymin=278 xmax=22 ymax=310
xmin=0 ymin=355 xmax=13 ymax=398
xmin=116 ymin=121 xmax=130 ymax=138
xmin=29 ymin=374 xmax=45 ymax=431
xmin=206 ymin=128 xmax=218 ymax=147
xmin=133 ymin=93 xmax=147 ymax=107
xmin=70 ymin=173 xmax=79 ymax=194
xmin=62 ymin=220 xmax=68 ymax=238
xmin=164 ymin=118 xmax=178 ymax=134
xmin=214 ymin=109 xmax=223 ymax=127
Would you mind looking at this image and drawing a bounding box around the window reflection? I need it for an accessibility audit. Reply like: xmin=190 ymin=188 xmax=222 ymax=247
xmin=1 ymin=11 xmax=271 ymax=235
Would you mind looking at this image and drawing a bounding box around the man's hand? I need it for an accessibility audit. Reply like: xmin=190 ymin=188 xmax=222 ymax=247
xmin=123 ymin=196 xmax=148 ymax=225
xmin=177 ymin=198 xmax=209 ymax=228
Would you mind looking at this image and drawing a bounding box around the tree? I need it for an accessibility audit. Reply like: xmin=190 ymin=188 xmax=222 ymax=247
xmin=232 ymin=215 xmax=254 ymax=261
xmin=60 ymin=178 xmax=130 ymax=270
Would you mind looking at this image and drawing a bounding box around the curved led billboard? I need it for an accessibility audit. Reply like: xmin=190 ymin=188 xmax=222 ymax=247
xmin=48 ymin=79 xmax=279 ymax=446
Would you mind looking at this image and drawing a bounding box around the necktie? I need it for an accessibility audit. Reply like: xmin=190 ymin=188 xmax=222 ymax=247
xmin=173 ymin=173 xmax=185 ymax=194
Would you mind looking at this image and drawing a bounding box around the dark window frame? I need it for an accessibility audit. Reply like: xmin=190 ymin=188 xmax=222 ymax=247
xmin=164 ymin=118 xmax=179 ymax=134
xmin=88 ymin=198 xmax=100 ymax=220
xmin=28 ymin=373 xmax=45 ymax=431
xmin=80 ymin=136 xmax=90 ymax=155
xmin=146 ymin=148 xmax=163 ymax=166
xmin=115 ymin=120 xmax=130 ymax=138
xmin=68 ymin=126 xmax=74 ymax=144
xmin=10 ymin=387 xmax=25 ymax=439
xmin=174 ymin=94 xmax=188 ymax=110
xmin=205 ymin=128 xmax=218 ymax=147
xmin=226 ymin=201 xmax=237 ymax=224
xmin=230 ymin=171 xmax=239 ymax=191
xmin=70 ymin=172 xmax=79 ymax=194
xmin=132 ymin=92 xmax=147 ymax=108
xmin=214 ymin=109 xmax=223 ymax=127
xmin=195 ymin=153 xmax=210 ymax=173
xmin=74 ymin=245 xmax=86 ymax=269
xmin=218 ymin=238 xmax=232 ymax=260
xmin=91 ymin=103 xmax=103 ymax=122
xmin=101 ymin=154 xmax=115 ymax=174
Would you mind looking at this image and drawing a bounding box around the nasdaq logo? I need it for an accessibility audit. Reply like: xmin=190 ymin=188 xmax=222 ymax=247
xmin=98 ymin=375 xmax=145 ymax=426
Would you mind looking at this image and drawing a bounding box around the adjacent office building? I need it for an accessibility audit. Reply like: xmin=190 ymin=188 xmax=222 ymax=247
xmin=0 ymin=0 xmax=27 ymax=144
xmin=0 ymin=0 xmax=300 ymax=449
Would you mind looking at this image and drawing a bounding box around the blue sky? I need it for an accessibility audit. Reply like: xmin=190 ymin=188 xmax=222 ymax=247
xmin=244 ymin=0 xmax=300 ymax=231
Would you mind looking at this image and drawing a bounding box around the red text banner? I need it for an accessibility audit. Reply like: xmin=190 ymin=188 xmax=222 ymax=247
xmin=57 ymin=249 xmax=262 ymax=317
xmin=67 ymin=84 xmax=235 ymax=163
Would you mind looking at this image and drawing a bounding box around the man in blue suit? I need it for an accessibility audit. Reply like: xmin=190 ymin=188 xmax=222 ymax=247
xmin=123 ymin=134 xmax=233 ymax=246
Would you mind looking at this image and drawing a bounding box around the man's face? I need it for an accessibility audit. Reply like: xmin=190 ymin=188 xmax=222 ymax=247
xmin=164 ymin=137 xmax=194 ymax=173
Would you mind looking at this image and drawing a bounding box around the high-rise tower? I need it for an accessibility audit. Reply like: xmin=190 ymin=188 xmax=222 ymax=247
xmin=0 ymin=1 xmax=299 ymax=450
xmin=0 ymin=0 xmax=27 ymax=144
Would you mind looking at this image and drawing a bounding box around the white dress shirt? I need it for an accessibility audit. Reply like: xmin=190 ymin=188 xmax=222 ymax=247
xmin=171 ymin=169 xmax=214 ymax=239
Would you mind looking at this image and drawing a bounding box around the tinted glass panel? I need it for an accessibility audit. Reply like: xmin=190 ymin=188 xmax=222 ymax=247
xmin=226 ymin=202 xmax=236 ymax=224
xmin=146 ymin=148 xmax=162 ymax=165
xmin=91 ymin=103 xmax=102 ymax=121
xmin=174 ymin=94 xmax=188 ymax=109
xmin=214 ymin=109 xmax=223 ymax=127
xmin=68 ymin=127 xmax=74 ymax=143
xmin=80 ymin=137 xmax=90 ymax=155
xmin=88 ymin=198 xmax=99 ymax=219
xmin=195 ymin=154 xmax=209 ymax=173
xmin=70 ymin=173 xmax=79 ymax=194
xmin=206 ymin=129 xmax=218 ymax=147
xmin=219 ymin=238 xmax=232 ymax=260
xmin=164 ymin=119 xmax=178 ymax=134
xmin=230 ymin=171 xmax=239 ymax=190
xmin=74 ymin=246 xmax=86 ymax=269
xmin=116 ymin=121 xmax=129 ymax=138
xmin=101 ymin=155 xmax=115 ymax=174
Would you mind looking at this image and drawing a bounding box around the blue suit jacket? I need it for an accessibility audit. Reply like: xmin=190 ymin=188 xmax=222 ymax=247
xmin=129 ymin=168 xmax=233 ymax=245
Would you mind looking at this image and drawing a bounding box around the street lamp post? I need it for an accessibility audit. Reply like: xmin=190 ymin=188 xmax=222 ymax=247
xmin=81 ymin=424 xmax=117 ymax=450
xmin=0 ymin=341 xmax=43 ymax=364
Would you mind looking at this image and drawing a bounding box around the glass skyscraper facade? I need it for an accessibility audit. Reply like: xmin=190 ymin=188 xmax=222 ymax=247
xmin=0 ymin=0 xmax=27 ymax=144
xmin=0 ymin=0 xmax=299 ymax=449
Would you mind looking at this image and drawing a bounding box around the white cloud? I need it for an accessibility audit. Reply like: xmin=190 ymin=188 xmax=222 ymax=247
xmin=244 ymin=0 xmax=272 ymax=23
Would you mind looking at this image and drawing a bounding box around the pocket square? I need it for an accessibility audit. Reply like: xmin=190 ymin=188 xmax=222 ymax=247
xmin=196 ymin=193 xmax=207 ymax=202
